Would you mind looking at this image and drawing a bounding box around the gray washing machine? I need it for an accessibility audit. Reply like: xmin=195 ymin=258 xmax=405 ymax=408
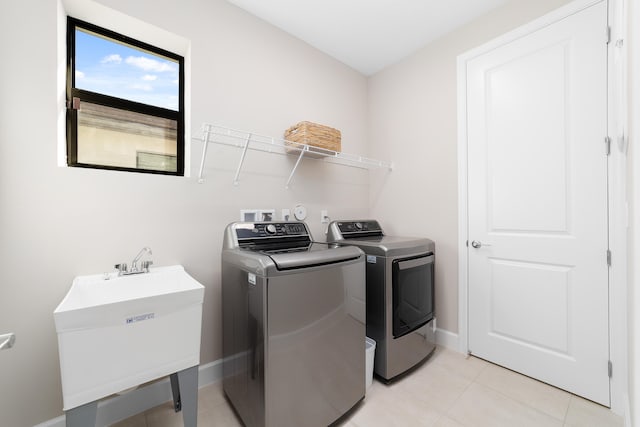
xmin=327 ymin=220 xmax=436 ymax=382
xmin=222 ymin=221 xmax=366 ymax=427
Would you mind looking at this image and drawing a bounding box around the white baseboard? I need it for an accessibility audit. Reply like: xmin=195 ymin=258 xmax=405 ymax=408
xmin=34 ymin=359 xmax=223 ymax=427
xmin=435 ymin=328 xmax=459 ymax=351
xmin=32 ymin=415 xmax=65 ymax=427
xmin=195 ymin=358 xmax=223 ymax=388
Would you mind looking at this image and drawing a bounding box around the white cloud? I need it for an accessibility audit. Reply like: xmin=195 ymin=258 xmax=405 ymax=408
xmin=75 ymin=70 xmax=85 ymax=79
xmin=142 ymin=74 xmax=157 ymax=81
xmin=101 ymin=54 xmax=122 ymax=64
xmin=172 ymin=79 xmax=179 ymax=85
xmin=130 ymin=83 xmax=153 ymax=91
xmin=125 ymin=56 xmax=174 ymax=72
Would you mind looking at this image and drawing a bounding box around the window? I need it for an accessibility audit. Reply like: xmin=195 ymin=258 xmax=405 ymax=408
xmin=66 ymin=17 xmax=184 ymax=175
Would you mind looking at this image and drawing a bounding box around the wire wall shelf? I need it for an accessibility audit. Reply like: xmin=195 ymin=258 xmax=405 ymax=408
xmin=194 ymin=124 xmax=393 ymax=188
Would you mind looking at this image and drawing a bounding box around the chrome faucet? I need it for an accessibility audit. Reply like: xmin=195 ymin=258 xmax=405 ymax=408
xmin=115 ymin=247 xmax=153 ymax=276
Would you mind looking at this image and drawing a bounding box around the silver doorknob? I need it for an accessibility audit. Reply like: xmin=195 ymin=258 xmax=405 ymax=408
xmin=471 ymin=240 xmax=491 ymax=248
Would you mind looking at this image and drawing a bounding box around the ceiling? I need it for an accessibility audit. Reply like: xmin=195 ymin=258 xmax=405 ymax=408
xmin=226 ymin=0 xmax=510 ymax=75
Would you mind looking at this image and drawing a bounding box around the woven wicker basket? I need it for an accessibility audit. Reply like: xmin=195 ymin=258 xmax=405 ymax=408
xmin=284 ymin=121 xmax=341 ymax=157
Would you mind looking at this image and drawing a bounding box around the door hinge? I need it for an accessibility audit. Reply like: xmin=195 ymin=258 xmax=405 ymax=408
xmin=606 ymin=26 xmax=611 ymax=44
xmin=606 ymin=249 xmax=611 ymax=267
xmin=66 ymin=97 xmax=81 ymax=110
xmin=608 ymin=360 xmax=613 ymax=378
xmin=604 ymin=136 xmax=611 ymax=156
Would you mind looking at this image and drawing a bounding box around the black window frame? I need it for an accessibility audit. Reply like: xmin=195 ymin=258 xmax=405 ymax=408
xmin=66 ymin=17 xmax=185 ymax=176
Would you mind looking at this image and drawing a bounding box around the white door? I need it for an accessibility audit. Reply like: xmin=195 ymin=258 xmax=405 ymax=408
xmin=466 ymin=1 xmax=610 ymax=405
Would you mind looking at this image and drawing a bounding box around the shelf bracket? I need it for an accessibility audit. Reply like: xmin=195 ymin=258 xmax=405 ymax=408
xmin=197 ymin=126 xmax=211 ymax=183
xmin=285 ymin=148 xmax=306 ymax=189
xmin=233 ymin=133 xmax=253 ymax=185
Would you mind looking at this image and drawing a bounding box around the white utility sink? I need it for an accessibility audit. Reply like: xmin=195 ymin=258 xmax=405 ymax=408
xmin=54 ymin=265 xmax=205 ymax=411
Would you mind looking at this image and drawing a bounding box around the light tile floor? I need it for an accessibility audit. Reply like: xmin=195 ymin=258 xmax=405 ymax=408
xmin=112 ymin=346 xmax=623 ymax=427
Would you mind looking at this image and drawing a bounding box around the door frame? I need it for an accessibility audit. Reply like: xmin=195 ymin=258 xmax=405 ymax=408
xmin=456 ymin=0 xmax=629 ymax=415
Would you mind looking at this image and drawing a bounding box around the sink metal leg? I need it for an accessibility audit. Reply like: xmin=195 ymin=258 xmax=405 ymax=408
xmin=65 ymin=400 xmax=97 ymax=427
xmin=170 ymin=365 xmax=199 ymax=427
xmin=170 ymin=372 xmax=182 ymax=412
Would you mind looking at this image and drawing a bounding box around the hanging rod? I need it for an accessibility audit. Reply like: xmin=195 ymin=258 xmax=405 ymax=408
xmin=193 ymin=123 xmax=393 ymax=187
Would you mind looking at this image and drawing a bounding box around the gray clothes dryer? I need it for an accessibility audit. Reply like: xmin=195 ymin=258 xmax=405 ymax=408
xmin=327 ymin=220 xmax=436 ymax=382
xmin=222 ymin=221 xmax=366 ymax=427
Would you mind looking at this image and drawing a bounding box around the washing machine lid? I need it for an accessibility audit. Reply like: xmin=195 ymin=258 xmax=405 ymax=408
xmin=262 ymin=243 xmax=362 ymax=271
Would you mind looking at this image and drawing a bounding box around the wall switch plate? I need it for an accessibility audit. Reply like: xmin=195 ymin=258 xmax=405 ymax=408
xmin=240 ymin=209 xmax=259 ymax=222
xmin=241 ymin=209 xmax=275 ymax=222
xmin=281 ymin=208 xmax=291 ymax=221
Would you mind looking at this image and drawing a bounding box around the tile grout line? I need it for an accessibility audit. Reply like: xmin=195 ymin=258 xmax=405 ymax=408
xmin=423 ymin=349 xmax=493 ymax=426
xmin=470 ymin=377 xmax=569 ymax=425
xmin=562 ymin=395 xmax=574 ymax=426
xmin=471 ymin=361 xmax=574 ymax=424
xmin=431 ymin=349 xmax=491 ymax=384
xmin=439 ymin=364 xmax=482 ymax=427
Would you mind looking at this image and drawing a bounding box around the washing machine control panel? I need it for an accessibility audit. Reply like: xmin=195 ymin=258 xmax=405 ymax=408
xmin=235 ymin=222 xmax=310 ymax=239
xmin=336 ymin=220 xmax=382 ymax=234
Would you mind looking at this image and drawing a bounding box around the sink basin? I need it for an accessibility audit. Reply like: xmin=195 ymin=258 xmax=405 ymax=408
xmin=54 ymin=265 xmax=205 ymax=410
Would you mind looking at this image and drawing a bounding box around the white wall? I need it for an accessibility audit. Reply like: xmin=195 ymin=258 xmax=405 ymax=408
xmin=0 ymin=0 xmax=370 ymax=425
xmin=629 ymin=0 xmax=639 ymax=424
xmin=368 ymin=0 xmax=574 ymax=336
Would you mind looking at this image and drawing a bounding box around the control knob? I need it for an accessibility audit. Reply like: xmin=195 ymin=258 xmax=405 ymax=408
xmin=355 ymin=222 xmax=363 ymax=230
xmin=265 ymin=224 xmax=277 ymax=235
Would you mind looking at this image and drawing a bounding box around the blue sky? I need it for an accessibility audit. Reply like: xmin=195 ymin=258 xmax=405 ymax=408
xmin=75 ymin=29 xmax=179 ymax=111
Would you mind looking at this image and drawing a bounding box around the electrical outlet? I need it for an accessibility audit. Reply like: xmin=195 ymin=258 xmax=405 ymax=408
xmin=282 ymin=208 xmax=291 ymax=221
xmin=0 ymin=332 xmax=15 ymax=350
xmin=260 ymin=209 xmax=275 ymax=221
xmin=321 ymin=210 xmax=329 ymax=223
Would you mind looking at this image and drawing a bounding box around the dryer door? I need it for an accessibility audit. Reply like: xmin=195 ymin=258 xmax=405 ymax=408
xmin=392 ymin=254 xmax=434 ymax=338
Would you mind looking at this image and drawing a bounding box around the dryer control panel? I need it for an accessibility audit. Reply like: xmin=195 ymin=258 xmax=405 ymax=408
xmin=336 ymin=220 xmax=382 ymax=235
xmin=326 ymin=220 xmax=385 ymax=241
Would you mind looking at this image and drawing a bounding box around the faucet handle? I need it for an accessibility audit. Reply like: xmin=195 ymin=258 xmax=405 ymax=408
xmin=141 ymin=260 xmax=153 ymax=272
xmin=114 ymin=263 xmax=128 ymax=275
